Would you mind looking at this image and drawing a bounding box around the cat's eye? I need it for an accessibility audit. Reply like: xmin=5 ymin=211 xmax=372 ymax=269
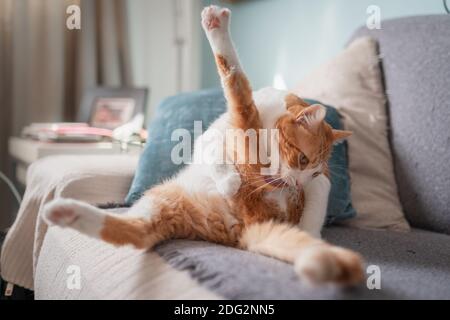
xmin=312 ymin=172 xmax=321 ymax=178
xmin=298 ymin=153 xmax=309 ymax=167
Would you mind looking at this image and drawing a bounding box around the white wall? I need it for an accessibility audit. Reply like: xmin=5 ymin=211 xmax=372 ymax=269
xmin=127 ymin=0 xmax=201 ymax=121
xmin=202 ymin=0 xmax=446 ymax=89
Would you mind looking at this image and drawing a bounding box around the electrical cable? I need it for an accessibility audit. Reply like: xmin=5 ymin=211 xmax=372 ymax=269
xmin=0 ymin=171 xmax=22 ymax=205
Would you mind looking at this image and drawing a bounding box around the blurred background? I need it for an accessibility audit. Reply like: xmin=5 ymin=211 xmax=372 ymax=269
xmin=0 ymin=0 xmax=446 ymax=229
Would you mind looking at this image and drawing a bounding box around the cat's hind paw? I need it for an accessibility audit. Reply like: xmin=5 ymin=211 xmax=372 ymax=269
xmin=43 ymin=198 xmax=105 ymax=239
xmin=294 ymin=245 xmax=365 ymax=287
xmin=43 ymin=199 xmax=81 ymax=227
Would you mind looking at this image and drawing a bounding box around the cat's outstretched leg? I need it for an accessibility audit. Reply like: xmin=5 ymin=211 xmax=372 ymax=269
xmin=201 ymin=6 xmax=260 ymax=131
xmin=43 ymin=197 xmax=162 ymax=249
xmin=43 ymin=184 xmax=242 ymax=249
xmin=240 ymin=221 xmax=365 ymax=286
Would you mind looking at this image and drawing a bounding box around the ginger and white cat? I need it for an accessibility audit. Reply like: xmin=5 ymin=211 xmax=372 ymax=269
xmin=43 ymin=6 xmax=364 ymax=286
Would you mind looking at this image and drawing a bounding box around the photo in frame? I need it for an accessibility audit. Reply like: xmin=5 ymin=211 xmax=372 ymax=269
xmin=77 ymin=87 xmax=149 ymax=130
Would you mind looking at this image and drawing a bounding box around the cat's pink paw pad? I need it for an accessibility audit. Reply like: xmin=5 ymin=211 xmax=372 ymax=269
xmin=201 ymin=6 xmax=230 ymax=31
xmin=43 ymin=199 xmax=80 ymax=227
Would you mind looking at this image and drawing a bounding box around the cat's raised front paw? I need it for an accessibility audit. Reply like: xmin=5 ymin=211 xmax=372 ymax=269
xmin=201 ymin=5 xmax=230 ymax=32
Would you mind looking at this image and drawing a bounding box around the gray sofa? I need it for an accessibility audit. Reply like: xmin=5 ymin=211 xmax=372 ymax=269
xmin=2 ymin=15 xmax=449 ymax=300
xmin=182 ymin=14 xmax=450 ymax=299
xmin=153 ymin=15 xmax=450 ymax=299
xmin=138 ymin=15 xmax=450 ymax=299
xmin=158 ymin=15 xmax=450 ymax=299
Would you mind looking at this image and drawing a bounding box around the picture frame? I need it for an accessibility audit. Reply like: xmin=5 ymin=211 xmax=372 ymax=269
xmin=77 ymin=87 xmax=149 ymax=130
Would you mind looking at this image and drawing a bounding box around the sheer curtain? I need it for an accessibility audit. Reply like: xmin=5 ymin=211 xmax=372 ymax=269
xmin=0 ymin=0 xmax=133 ymax=228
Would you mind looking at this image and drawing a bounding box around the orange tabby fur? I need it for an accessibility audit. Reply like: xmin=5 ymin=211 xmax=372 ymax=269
xmin=92 ymin=34 xmax=363 ymax=285
xmin=45 ymin=5 xmax=364 ymax=286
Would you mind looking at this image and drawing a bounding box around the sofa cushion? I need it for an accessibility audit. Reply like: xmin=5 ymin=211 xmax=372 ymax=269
xmin=37 ymin=215 xmax=450 ymax=299
xmin=35 ymin=204 xmax=450 ymax=299
xmin=156 ymin=226 xmax=450 ymax=299
xmin=125 ymin=88 xmax=356 ymax=224
xmin=351 ymin=15 xmax=450 ymax=234
xmin=34 ymin=226 xmax=221 ymax=299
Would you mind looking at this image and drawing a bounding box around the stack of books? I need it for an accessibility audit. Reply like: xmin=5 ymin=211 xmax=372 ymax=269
xmin=21 ymin=123 xmax=113 ymax=142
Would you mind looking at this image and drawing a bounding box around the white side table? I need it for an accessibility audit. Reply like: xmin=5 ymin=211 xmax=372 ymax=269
xmin=8 ymin=137 xmax=143 ymax=185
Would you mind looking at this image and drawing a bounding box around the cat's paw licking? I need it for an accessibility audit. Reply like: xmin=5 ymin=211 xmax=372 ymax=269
xmin=216 ymin=173 xmax=242 ymax=197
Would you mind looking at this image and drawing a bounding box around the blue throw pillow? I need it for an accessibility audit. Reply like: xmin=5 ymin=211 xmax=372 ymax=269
xmin=126 ymin=88 xmax=356 ymax=224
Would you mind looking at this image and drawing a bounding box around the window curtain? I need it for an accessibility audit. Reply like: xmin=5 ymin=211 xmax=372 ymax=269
xmin=0 ymin=0 xmax=133 ymax=229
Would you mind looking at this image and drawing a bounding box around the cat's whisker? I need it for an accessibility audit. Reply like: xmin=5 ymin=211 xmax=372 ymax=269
xmin=245 ymin=177 xmax=269 ymax=183
xmin=245 ymin=176 xmax=286 ymax=198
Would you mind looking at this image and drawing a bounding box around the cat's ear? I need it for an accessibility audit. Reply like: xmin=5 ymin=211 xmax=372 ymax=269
xmin=332 ymin=129 xmax=352 ymax=144
xmin=285 ymin=93 xmax=309 ymax=113
xmin=296 ymin=104 xmax=326 ymax=134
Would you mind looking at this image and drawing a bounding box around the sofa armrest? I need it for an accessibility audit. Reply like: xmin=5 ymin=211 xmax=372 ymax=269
xmin=0 ymin=155 xmax=139 ymax=290
xmin=28 ymin=155 xmax=139 ymax=204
